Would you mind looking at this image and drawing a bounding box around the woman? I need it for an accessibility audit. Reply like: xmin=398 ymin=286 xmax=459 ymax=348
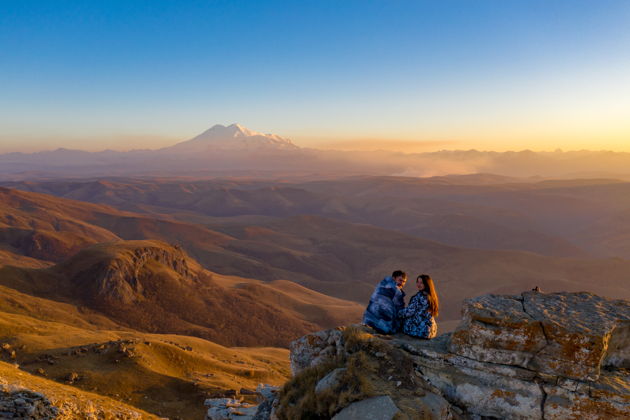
xmin=398 ymin=274 xmax=439 ymax=338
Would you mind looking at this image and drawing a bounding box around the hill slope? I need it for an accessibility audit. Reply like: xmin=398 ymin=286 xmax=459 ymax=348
xmin=0 ymin=310 xmax=290 ymax=419
xmin=1 ymin=186 xmax=629 ymax=324
xmin=1 ymin=240 xmax=359 ymax=347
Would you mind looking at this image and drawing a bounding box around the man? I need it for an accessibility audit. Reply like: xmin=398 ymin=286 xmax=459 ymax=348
xmin=362 ymin=270 xmax=407 ymax=334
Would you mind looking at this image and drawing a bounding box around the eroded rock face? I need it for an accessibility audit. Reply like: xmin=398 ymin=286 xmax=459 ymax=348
xmin=289 ymin=327 xmax=345 ymax=375
xmin=90 ymin=245 xmax=193 ymax=305
xmin=279 ymin=292 xmax=630 ymax=420
xmin=450 ymin=291 xmax=630 ymax=381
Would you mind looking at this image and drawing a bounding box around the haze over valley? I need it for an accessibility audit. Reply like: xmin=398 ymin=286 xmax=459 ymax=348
xmin=3 ymin=124 xmax=630 ymax=180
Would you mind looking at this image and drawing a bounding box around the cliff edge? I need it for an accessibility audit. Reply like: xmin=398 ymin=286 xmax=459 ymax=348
xmin=270 ymin=291 xmax=630 ymax=420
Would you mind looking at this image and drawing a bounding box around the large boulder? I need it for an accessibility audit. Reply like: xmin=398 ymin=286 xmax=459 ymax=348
xmin=449 ymin=291 xmax=630 ymax=381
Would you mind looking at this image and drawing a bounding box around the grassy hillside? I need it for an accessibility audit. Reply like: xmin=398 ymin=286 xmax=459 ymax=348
xmin=0 ymin=239 xmax=364 ymax=347
xmin=0 ymin=310 xmax=290 ymax=419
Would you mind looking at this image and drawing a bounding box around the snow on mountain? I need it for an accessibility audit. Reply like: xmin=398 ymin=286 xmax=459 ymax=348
xmin=161 ymin=123 xmax=299 ymax=153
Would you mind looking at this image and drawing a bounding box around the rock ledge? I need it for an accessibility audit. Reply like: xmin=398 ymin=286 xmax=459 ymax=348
xmin=279 ymin=291 xmax=630 ymax=419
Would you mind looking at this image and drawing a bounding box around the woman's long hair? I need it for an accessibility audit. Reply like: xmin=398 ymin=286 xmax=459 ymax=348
xmin=418 ymin=274 xmax=439 ymax=317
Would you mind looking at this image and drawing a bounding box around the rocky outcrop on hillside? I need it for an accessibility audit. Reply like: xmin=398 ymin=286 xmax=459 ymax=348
xmin=204 ymin=384 xmax=279 ymax=420
xmin=0 ymin=389 xmax=58 ymax=419
xmin=60 ymin=241 xmax=196 ymax=305
xmin=0 ymin=362 xmax=158 ymax=419
xmin=276 ymin=291 xmax=630 ymax=419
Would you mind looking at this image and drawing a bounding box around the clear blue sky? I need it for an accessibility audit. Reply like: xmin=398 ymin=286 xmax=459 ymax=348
xmin=1 ymin=0 xmax=629 ymax=152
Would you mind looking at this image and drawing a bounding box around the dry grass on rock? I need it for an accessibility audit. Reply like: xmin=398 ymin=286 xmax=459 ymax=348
xmin=277 ymin=326 xmax=442 ymax=420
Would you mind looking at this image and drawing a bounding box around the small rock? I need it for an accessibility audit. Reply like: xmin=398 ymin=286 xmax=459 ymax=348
xmin=65 ymin=372 xmax=79 ymax=383
xmin=332 ymin=395 xmax=400 ymax=420
xmin=255 ymin=384 xmax=278 ymax=402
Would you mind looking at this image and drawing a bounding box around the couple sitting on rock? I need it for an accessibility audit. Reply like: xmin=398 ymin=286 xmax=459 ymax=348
xmin=362 ymin=270 xmax=439 ymax=338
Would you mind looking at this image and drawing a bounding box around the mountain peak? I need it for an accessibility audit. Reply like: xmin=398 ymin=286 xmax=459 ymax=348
xmin=163 ymin=123 xmax=299 ymax=153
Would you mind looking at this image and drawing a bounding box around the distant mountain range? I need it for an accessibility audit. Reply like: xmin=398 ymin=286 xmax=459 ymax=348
xmin=2 ymin=123 xmax=630 ymax=179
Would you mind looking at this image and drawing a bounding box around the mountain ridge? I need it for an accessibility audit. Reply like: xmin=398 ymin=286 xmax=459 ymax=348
xmin=3 ymin=124 xmax=630 ymax=179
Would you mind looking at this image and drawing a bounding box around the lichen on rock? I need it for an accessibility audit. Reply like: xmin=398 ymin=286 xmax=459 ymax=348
xmin=276 ymin=291 xmax=630 ymax=420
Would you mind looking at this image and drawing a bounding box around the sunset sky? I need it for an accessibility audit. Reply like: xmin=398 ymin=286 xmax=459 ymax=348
xmin=1 ymin=0 xmax=629 ymax=153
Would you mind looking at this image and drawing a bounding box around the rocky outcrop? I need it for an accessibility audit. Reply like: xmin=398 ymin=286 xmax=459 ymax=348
xmin=60 ymin=241 xmax=196 ymax=306
xmin=205 ymin=385 xmax=279 ymax=420
xmin=290 ymin=327 xmax=345 ymax=374
xmin=449 ymin=291 xmax=630 ymax=381
xmin=204 ymin=398 xmax=258 ymax=420
xmin=277 ymin=291 xmax=630 ymax=419
xmin=0 ymin=370 xmax=156 ymax=419
xmin=0 ymin=390 xmax=58 ymax=419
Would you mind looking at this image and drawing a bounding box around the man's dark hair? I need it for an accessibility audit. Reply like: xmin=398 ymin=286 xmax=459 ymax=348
xmin=392 ymin=270 xmax=407 ymax=279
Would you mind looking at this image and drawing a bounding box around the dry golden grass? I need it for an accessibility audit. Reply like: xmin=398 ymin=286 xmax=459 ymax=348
xmin=213 ymin=275 xmax=364 ymax=327
xmin=0 ymin=361 xmax=160 ymax=419
xmin=0 ymin=239 xmax=329 ymax=347
xmin=0 ymin=284 xmax=122 ymax=331
xmin=0 ymin=309 xmax=290 ymax=420
xmin=275 ymin=326 xmax=440 ymax=420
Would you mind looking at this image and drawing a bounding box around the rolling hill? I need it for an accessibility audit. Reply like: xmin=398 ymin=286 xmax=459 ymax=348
xmin=1 ymin=186 xmax=628 ymax=325
xmin=1 ymin=239 xmax=365 ymax=347
xmin=0 ymin=309 xmax=290 ymax=419
xmin=9 ymin=176 xmax=630 ymax=258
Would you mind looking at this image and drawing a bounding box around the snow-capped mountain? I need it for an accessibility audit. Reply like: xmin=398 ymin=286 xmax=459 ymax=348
xmin=161 ymin=123 xmax=299 ymax=153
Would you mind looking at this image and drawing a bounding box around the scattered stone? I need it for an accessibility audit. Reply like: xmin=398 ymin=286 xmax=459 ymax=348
xmin=252 ymin=385 xmax=279 ymax=420
xmin=0 ymin=390 xmax=58 ymax=418
xmin=205 ymin=398 xmax=258 ymax=420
